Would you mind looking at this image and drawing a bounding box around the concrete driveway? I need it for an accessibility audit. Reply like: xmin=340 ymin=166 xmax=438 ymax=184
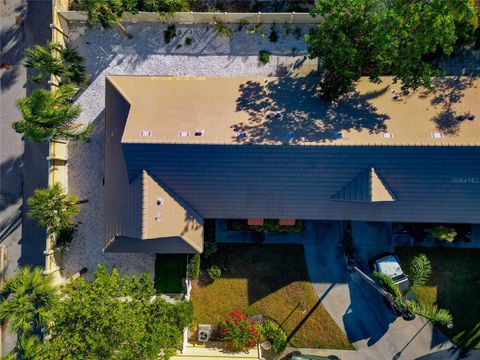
xmin=303 ymin=220 xmax=460 ymax=360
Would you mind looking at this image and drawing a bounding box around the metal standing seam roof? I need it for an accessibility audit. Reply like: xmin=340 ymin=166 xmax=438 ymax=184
xmin=107 ymin=75 xmax=480 ymax=146
xmin=104 ymin=75 xmax=480 ymax=254
xmin=331 ymin=166 xmax=396 ymax=202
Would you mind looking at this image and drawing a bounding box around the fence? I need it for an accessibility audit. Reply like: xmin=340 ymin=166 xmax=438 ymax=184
xmin=58 ymin=11 xmax=322 ymax=24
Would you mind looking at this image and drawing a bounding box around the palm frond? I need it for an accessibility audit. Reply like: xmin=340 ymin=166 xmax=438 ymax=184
xmin=410 ymin=301 xmax=453 ymax=326
xmin=409 ymin=254 xmax=431 ymax=291
xmin=373 ymin=271 xmax=402 ymax=299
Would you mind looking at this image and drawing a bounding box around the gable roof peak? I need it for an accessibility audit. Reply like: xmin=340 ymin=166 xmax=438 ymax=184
xmin=331 ymin=166 xmax=395 ymax=202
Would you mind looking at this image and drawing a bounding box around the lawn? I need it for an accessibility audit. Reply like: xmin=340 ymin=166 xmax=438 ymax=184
xmin=154 ymin=254 xmax=187 ymax=293
xmin=396 ymin=247 xmax=480 ymax=349
xmin=190 ymin=244 xmax=353 ymax=349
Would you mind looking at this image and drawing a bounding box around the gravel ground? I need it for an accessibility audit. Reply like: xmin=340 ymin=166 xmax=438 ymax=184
xmin=62 ymin=22 xmax=316 ymax=278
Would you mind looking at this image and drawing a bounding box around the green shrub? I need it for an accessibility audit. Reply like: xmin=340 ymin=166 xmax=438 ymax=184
xmin=259 ymin=50 xmax=270 ymax=64
xmin=143 ymin=0 xmax=189 ymax=13
xmin=215 ymin=19 xmax=232 ymax=38
xmin=187 ymin=254 xmax=200 ymax=279
xmin=164 ymin=24 xmax=177 ymax=44
xmin=428 ymin=225 xmax=457 ymax=242
xmin=261 ymin=321 xmax=287 ymax=353
xmin=293 ymin=26 xmax=302 ymax=40
xmin=207 ymin=265 xmax=222 ymax=280
xmin=55 ymin=224 xmax=78 ymax=249
xmin=185 ymin=37 xmax=193 ymax=46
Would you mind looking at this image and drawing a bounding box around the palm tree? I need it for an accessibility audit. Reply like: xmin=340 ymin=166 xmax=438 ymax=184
xmin=77 ymin=0 xmax=133 ymax=39
xmin=374 ymin=254 xmax=453 ymax=325
xmin=12 ymin=84 xmax=93 ymax=143
xmin=4 ymin=335 xmax=44 ymax=360
xmin=24 ymin=42 xmax=87 ymax=87
xmin=27 ymin=183 xmax=80 ymax=236
xmin=0 ymin=267 xmax=58 ymax=337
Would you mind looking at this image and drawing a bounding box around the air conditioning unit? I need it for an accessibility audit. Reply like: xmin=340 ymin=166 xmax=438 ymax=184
xmin=198 ymin=324 xmax=212 ymax=342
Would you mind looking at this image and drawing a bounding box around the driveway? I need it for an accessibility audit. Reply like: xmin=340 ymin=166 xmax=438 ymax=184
xmin=303 ymin=220 xmax=459 ymax=360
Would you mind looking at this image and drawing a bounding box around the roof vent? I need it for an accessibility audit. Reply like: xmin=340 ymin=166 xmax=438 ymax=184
xmin=178 ymin=131 xmax=189 ymax=137
xmin=381 ymin=132 xmax=393 ymax=138
xmin=157 ymin=198 xmax=164 ymax=206
xmin=155 ymin=213 xmax=162 ymax=222
xmin=140 ymin=130 xmax=152 ymax=137
xmin=195 ymin=129 xmax=205 ymax=136
xmin=431 ymin=132 xmax=444 ymax=139
xmin=284 ymin=131 xmax=295 ymax=139
xmin=235 ymin=131 xmax=247 ymax=139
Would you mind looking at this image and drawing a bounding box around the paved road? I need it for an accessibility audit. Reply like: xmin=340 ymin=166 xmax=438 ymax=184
xmin=303 ymin=220 xmax=465 ymax=360
xmin=1 ymin=0 xmax=51 ymax=354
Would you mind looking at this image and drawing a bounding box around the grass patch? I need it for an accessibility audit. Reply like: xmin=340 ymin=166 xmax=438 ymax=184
xmin=396 ymin=247 xmax=480 ymax=349
xmin=190 ymin=244 xmax=353 ymax=349
xmin=154 ymin=254 xmax=187 ymax=293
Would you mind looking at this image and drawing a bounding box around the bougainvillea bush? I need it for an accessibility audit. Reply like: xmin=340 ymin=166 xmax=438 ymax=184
xmin=221 ymin=311 xmax=260 ymax=352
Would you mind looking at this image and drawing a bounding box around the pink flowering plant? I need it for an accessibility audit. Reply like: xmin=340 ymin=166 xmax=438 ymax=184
xmin=221 ymin=310 xmax=260 ymax=352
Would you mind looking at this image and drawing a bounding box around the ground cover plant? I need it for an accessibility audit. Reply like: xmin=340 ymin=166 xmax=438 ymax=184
xmin=396 ymin=247 xmax=480 ymax=349
xmin=190 ymin=244 xmax=352 ymax=349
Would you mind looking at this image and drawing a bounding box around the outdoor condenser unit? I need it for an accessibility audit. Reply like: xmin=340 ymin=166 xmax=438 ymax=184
xmin=198 ymin=324 xmax=212 ymax=342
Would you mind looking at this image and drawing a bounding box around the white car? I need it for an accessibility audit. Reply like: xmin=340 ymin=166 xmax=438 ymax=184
xmin=372 ymin=254 xmax=410 ymax=293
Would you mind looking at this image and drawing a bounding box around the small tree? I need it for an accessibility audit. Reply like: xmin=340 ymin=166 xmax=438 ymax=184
xmin=77 ymin=0 xmax=133 ymax=39
xmin=428 ymin=225 xmax=457 ymax=242
xmin=24 ymin=42 xmax=87 ymax=87
xmin=374 ymin=254 xmax=452 ymax=325
xmin=0 ymin=267 xmax=58 ymax=337
xmin=221 ymin=311 xmax=260 ymax=353
xmin=28 ymin=183 xmax=80 ymax=236
xmin=12 ymin=84 xmax=93 ymax=143
xmin=43 ymin=265 xmax=193 ymax=359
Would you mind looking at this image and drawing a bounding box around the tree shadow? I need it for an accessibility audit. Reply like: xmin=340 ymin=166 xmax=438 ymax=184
xmin=232 ymin=77 xmax=389 ymax=144
xmin=0 ymin=2 xmax=26 ymax=90
xmin=420 ymin=76 xmax=479 ymax=135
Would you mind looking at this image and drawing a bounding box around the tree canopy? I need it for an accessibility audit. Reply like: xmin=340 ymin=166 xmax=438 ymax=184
xmin=43 ymin=265 xmax=193 ymax=360
xmin=306 ymin=0 xmax=479 ymax=100
xmin=27 ymin=183 xmax=80 ymax=235
xmin=24 ymin=42 xmax=87 ymax=87
xmin=12 ymin=84 xmax=92 ymax=143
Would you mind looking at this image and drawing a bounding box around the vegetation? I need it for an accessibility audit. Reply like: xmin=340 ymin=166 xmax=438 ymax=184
xmin=258 ymin=50 xmax=271 ymax=64
xmin=77 ymin=0 xmax=134 ymax=39
xmin=220 ymin=310 xmax=261 ymax=352
xmin=190 ymin=245 xmax=353 ymax=349
xmin=27 ymin=183 xmax=79 ymax=236
xmin=397 ymin=247 xmax=480 ymax=349
xmin=374 ymin=254 xmax=452 ymax=325
xmin=13 ymin=84 xmax=93 ymax=143
xmin=306 ymin=0 xmax=479 ymax=100
xmin=187 ymin=253 xmax=200 ymax=280
xmin=269 ymin=26 xmax=278 ymax=43
xmin=44 ymin=265 xmax=193 ymax=359
xmin=228 ymin=219 xmax=303 ymax=233
xmin=185 ymin=37 xmax=193 ymax=46
xmin=55 ymin=224 xmax=78 ymax=249
xmin=0 ymin=267 xmax=57 ymax=337
xmin=260 ymin=320 xmax=287 ymax=353
xmin=207 ymin=265 xmax=222 ymax=281
xmin=214 ymin=18 xmax=233 ymax=38
xmin=24 ymin=42 xmax=87 ymax=87
xmin=143 ymin=0 xmax=189 ymax=14
xmin=428 ymin=225 xmax=458 ymax=242
xmin=164 ymin=24 xmax=177 ymax=44
xmin=154 ymin=254 xmax=187 ymax=293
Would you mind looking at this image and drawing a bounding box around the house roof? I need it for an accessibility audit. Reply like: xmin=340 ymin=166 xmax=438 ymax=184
xmin=331 ymin=166 xmax=396 ymax=202
xmin=107 ymin=75 xmax=480 ymax=146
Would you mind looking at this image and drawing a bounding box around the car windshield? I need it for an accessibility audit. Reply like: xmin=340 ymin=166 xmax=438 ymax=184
xmin=391 ymin=273 xmax=407 ymax=283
